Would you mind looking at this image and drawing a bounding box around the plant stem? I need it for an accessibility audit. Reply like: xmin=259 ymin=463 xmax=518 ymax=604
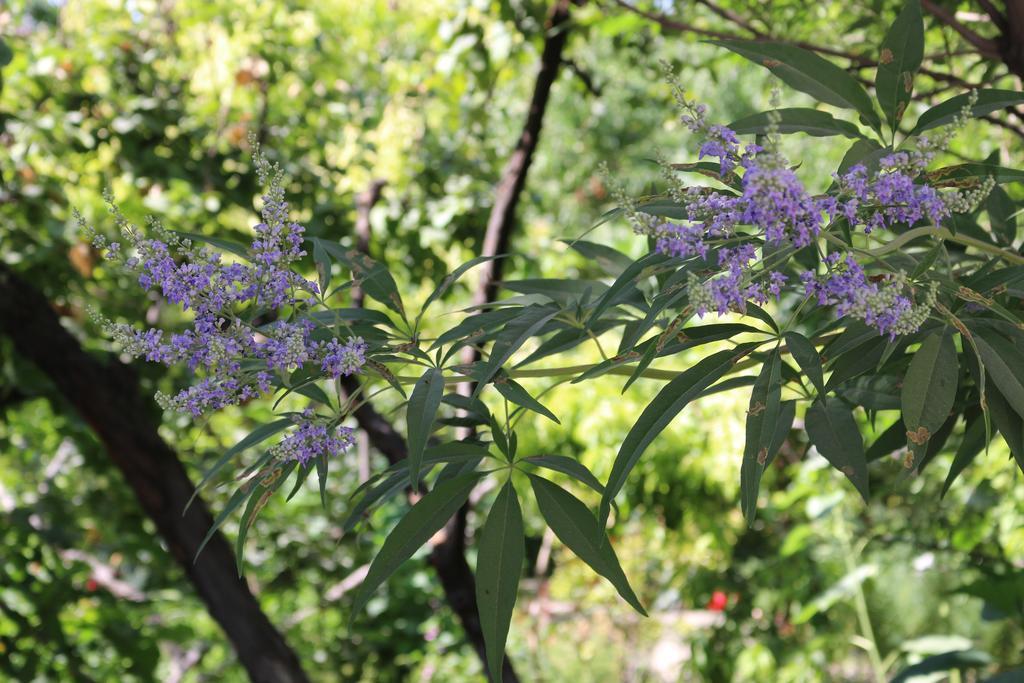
xmin=867 ymin=226 xmax=1024 ymax=264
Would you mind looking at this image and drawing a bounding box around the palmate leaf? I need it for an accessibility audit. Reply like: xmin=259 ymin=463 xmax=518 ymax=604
xmin=351 ymin=472 xmax=483 ymax=619
xmin=475 ymin=481 xmax=524 ymax=683
xmin=529 ymin=475 xmax=646 ymax=616
xmin=709 ymin=40 xmax=881 ymax=131
xmin=805 ymin=398 xmax=870 ymax=501
xmin=728 ymin=108 xmax=866 ymax=139
xmin=875 ymin=0 xmax=923 ymax=131
xmin=406 ymin=367 xmax=446 ymax=490
xmin=599 ymin=345 xmax=753 ymax=527
xmin=741 ymin=347 xmax=783 ymax=523
xmin=587 ymin=251 xmax=671 ymax=326
xmin=987 ymin=383 xmax=1024 ymax=475
xmin=901 ymin=328 xmax=958 ymax=467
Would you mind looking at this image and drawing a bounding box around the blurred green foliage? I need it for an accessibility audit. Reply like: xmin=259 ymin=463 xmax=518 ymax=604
xmin=1 ymin=0 xmax=1022 ymax=680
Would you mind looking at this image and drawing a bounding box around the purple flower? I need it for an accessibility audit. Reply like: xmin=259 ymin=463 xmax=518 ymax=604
xmin=320 ymin=337 xmax=368 ymax=378
xmin=273 ymin=411 xmax=356 ymax=467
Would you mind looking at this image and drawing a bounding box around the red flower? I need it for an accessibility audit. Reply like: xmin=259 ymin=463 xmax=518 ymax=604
xmin=706 ymin=590 xmax=728 ymax=612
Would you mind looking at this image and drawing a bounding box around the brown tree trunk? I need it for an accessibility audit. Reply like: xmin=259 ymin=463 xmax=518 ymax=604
xmin=0 ymin=263 xmax=310 ymax=683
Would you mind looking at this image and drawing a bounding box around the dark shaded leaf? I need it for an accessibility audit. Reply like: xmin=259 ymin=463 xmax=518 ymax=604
xmin=406 ymin=367 xmax=446 ymax=490
xmin=875 ymin=0 xmax=923 ymax=130
xmin=494 ymin=377 xmax=559 ymax=423
xmin=476 ymin=481 xmax=524 ymax=683
xmin=901 ymin=329 xmax=958 ymax=466
xmin=710 ymin=40 xmax=880 ymax=130
xmin=910 ymin=89 xmax=1024 ymax=136
xmin=524 ymin=455 xmax=604 ymax=494
xmin=805 ymin=398 xmax=870 ymax=500
xmin=471 ymin=306 xmax=559 ymax=399
xmin=729 ymin=108 xmax=865 ymax=138
xmin=741 ymin=348 xmax=782 ymax=522
xmin=352 ymin=472 xmax=483 ymax=617
xmin=784 ymin=331 xmax=825 ymax=394
xmin=599 ymin=346 xmax=750 ymax=526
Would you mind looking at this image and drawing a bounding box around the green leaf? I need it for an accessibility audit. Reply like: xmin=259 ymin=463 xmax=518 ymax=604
xmin=795 ymin=564 xmax=878 ymax=623
xmin=866 ymin=419 xmax=908 ymax=462
xmin=987 ymin=185 xmax=1018 ymax=245
xmin=784 ymin=331 xmax=825 ymax=395
xmin=588 ymin=252 xmax=670 ymax=325
xmin=891 ymin=649 xmax=992 ymax=683
xmin=493 ymin=377 xmax=559 ymax=423
xmin=524 ymin=455 xmax=604 ymax=494
xmin=352 ymin=472 xmax=482 ymax=618
xmin=805 ymin=398 xmax=870 ymax=500
xmin=972 ymin=330 xmax=1024 ymax=418
xmin=910 ymin=89 xmax=1024 ymax=136
xmin=342 ymin=472 xmax=408 ymax=535
xmin=406 ymin=367 xmax=446 ymax=490
xmin=0 ymin=38 xmax=11 ymax=67
xmin=471 ymin=306 xmax=559 ymax=399
xmin=987 ymin=384 xmax=1024 ymax=475
xmin=172 ymin=230 xmax=251 ymax=260
xmin=942 ymin=411 xmax=990 ymax=496
xmin=565 ymin=240 xmax=634 ymax=276
xmin=901 ymin=329 xmax=958 ymax=466
xmin=923 ymin=164 xmax=1024 ymax=187
xmin=599 ymin=347 xmax=748 ymax=526
xmin=303 ymin=307 xmax=395 ymax=328
xmin=875 ymin=0 xmax=923 ymax=131
xmin=186 ymin=418 xmax=293 ymax=511
xmin=418 ymin=255 xmax=502 ymax=321
xmin=741 ymin=348 xmax=783 ymax=522
xmin=529 ymin=475 xmax=646 ymax=616
xmin=475 ymin=481 xmax=524 ymax=683
xmin=710 ymin=40 xmax=880 ymax=131
xmin=744 ymin=302 xmax=779 ymax=333
xmin=313 ymin=239 xmax=333 ymax=297
xmin=235 ymin=460 xmax=296 ymax=575
xmin=313 ymin=238 xmax=406 ymax=317
xmin=728 ymin=108 xmax=865 ymax=139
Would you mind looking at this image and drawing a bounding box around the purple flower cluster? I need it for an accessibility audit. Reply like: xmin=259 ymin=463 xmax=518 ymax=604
xmin=687 ymin=245 xmax=788 ymax=316
xmin=273 ymin=410 xmax=357 ymax=467
xmin=320 ymin=337 xmax=368 ymax=378
xmin=836 ymin=158 xmax=949 ymax=234
xmin=634 ymin=93 xmax=997 ymax=338
xmin=87 ymin=148 xmax=371 ymax=419
xmin=801 ymin=254 xmax=936 ymax=339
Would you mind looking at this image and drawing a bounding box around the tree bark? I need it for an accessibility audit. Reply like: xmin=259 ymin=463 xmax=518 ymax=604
xmin=0 ymin=263 xmax=310 ymax=683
